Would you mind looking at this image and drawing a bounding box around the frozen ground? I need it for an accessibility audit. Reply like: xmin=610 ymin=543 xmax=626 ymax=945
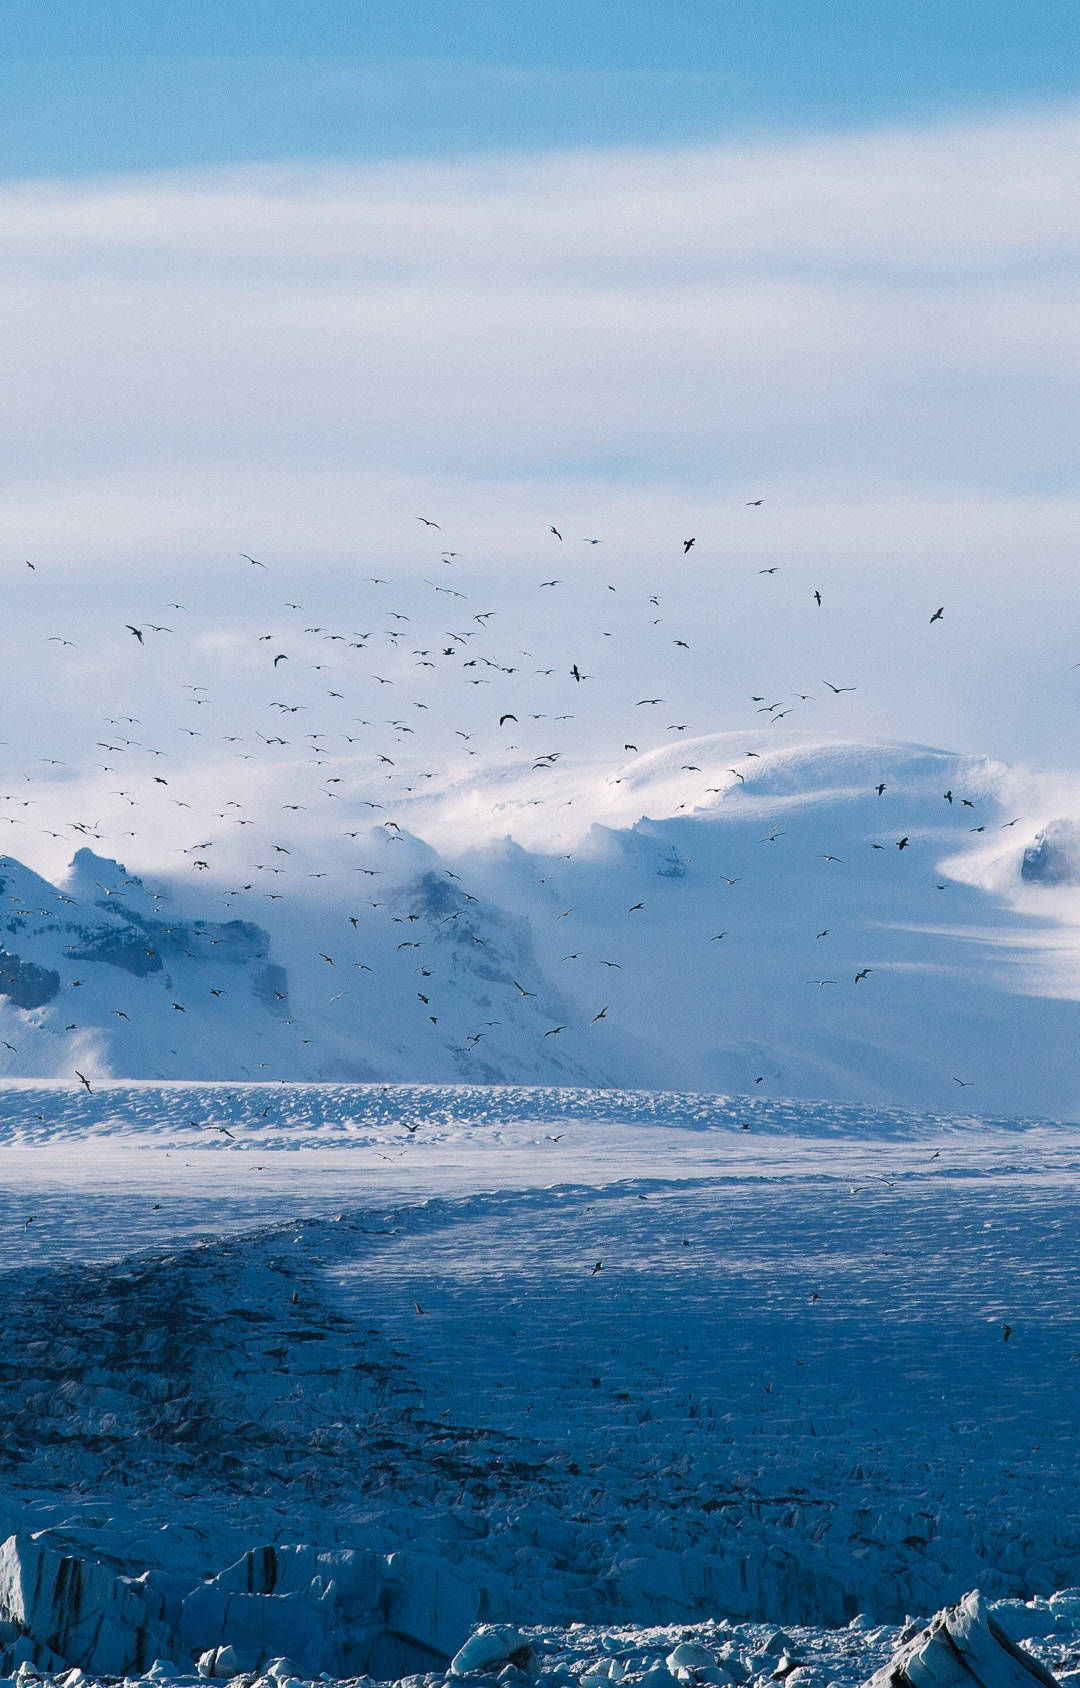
xmin=0 ymin=1083 xmax=1078 ymax=1688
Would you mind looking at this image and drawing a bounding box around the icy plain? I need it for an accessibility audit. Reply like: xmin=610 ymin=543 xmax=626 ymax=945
xmin=1 ymin=1083 xmax=1078 ymax=1688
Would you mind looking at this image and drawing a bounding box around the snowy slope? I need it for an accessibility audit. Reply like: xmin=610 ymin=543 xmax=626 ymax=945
xmin=0 ymin=847 xmax=302 ymax=1080
xmin=4 ymin=735 xmax=1080 ymax=1112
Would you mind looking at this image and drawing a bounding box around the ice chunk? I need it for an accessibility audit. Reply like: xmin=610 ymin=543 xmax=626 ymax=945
xmin=385 ymin=1553 xmax=484 ymax=1669
xmin=989 ymin=1605 xmax=1057 ymax=1643
xmin=0 ymin=1535 xmax=174 ymax=1678
xmin=450 ymin=1627 xmax=538 ymax=1679
xmin=864 ymin=1590 xmax=1060 ymax=1688
xmin=668 ymin=1648 xmax=720 ymax=1673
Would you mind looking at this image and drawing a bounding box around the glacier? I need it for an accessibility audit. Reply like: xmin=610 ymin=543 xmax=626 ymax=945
xmin=0 ymin=1082 xmax=1077 ymax=1688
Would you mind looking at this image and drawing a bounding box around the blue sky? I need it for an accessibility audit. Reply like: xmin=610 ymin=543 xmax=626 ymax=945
xmin=3 ymin=0 xmax=1080 ymax=177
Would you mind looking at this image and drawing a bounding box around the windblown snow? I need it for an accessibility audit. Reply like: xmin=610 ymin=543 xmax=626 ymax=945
xmin=4 ymin=736 xmax=1080 ymax=1115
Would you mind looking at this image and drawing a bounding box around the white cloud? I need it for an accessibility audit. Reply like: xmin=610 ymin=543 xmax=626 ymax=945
xmin=1 ymin=104 xmax=1079 ymax=785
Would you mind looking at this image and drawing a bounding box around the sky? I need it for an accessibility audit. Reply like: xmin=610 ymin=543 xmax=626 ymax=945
xmin=3 ymin=2 xmax=1080 ymax=174
xmin=2 ymin=2 xmax=1080 ymax=887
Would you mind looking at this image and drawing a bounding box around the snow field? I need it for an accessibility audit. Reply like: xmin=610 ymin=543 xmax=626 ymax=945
xmin=0 ymin=1083 xmax=1078 ymax=1688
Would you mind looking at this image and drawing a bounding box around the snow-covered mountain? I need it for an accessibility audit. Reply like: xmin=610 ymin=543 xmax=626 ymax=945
xmin=4 ymin=733 xmax=1080 ymax=1113
xmin=0 ymin=847 xmax=297 ymax=1081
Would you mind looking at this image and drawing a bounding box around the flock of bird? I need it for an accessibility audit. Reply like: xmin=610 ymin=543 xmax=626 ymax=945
xmin=0 ymin=513 xmax=1010 ymax=1092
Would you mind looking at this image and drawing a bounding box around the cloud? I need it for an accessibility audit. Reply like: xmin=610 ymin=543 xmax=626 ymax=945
xmin=0 ymin=106 xmax=1077 ymax=527
xmin=1 ymin=104 xmax=1079 ymax=781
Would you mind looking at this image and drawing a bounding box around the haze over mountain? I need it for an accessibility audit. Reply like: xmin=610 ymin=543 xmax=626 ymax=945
xmin=3 ymin=727 xmax=1080 ymax=1114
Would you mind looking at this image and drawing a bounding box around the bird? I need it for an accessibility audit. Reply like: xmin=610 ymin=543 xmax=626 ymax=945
xmin=683 ymin=538 xmax=695 ymax=553
xmin=1003 ymin=1323 xmax=1012 ymax=1342
xmin=746 ymin=499 xmax=763 ymax=506
xmin=590 ymin=1006 xmax=608 ymax=1023
xmin=126 ymin=625 xmax=144 ymax=643
xmin=591 ymin=1261 xmax=603 ymax=1274
xmin=854 ymin=968 xmax=873 ymax=983
xmin=821 ymin=680 xmax=855 ymax=694
xmin=813 ymin=590 xmax=822 ymax=606
xmin=416 ymin=517 xmax=441 ymax=528
xmin=897 ymin=836 xmax=909 ymax=850
xmin=239 ymin=552 xmax=267 ymax=568
xmin=543 ymin=1025 xmax=566 ymax=1037
xmin=75 ymin=1070 xmax=92 ymax=1092
xmin=550 ymin=527 xmax=562 ymax=540
xmin=876 ymin=783 xmax=886 ymax=796
xmin=930 ymin=606 xmax=944 ymax=623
